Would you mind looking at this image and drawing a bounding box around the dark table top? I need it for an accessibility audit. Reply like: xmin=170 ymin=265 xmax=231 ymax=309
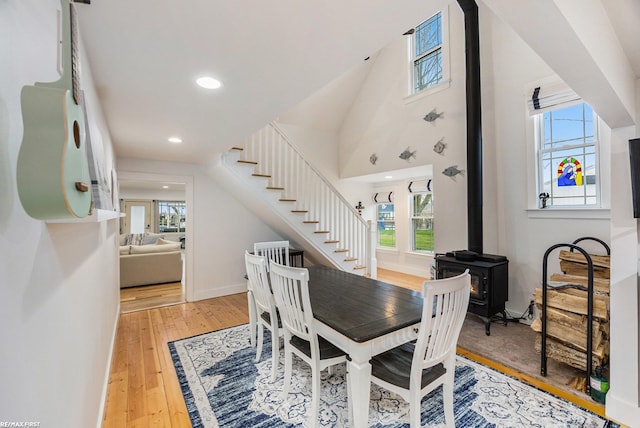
xmin=307 ymin=265 xmax=423 ymax=343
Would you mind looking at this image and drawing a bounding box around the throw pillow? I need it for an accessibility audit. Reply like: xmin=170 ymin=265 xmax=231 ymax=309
xmin=141 ymin=233 xmax=165 ymax=245
xmin=124 ymin=233 xmax=145 ymax=246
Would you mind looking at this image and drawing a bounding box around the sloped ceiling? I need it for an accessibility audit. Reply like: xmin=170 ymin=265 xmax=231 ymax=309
xmin=77 ymin=0 xmax=447 ymax=164
xmin=77 ymin=0 xmax=640 ymax=166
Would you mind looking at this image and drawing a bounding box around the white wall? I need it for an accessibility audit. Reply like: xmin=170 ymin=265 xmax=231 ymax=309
xmin=337 ymin=4 xmax=470 ymax=259
xmin=0 ymin=1 xmax=119 ymax=426
xmin=333 ymin=0 xmax=613 ymax=323
xmin=116 ymin=158 xmax=285 ymax=301
xmin=481 ymin=5 xmax=612 ymax=318
xmin=372 ymin=178 xmax=434 ymax=277
xmin=608 ymin=125 xmax=640 ymax=425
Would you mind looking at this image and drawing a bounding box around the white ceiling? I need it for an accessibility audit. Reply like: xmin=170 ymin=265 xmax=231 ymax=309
xmin=77 ymin=0 xmax=447 ymax=165
xmin=77 ymin=0 xmax=640 ymax=168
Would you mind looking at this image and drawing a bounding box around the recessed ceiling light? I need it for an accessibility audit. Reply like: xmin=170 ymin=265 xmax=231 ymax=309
xmin=168 ymin=137 xmax=182 ymax=143
xmin=196 ymin=76 xmax=222 ymax=89
xmin=385 ymin=175 xmax=393 ymax=179
xmin=162 ymin=185 xmax=169 ymax=189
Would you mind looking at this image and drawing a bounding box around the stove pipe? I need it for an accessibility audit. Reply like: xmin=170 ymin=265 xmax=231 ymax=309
xmin=457 ymin=0 xmax=483 ymax=255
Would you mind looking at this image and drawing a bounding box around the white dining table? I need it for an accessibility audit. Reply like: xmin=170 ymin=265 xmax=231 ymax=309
xmin=307 ymin=266 xmax=423 ymax=428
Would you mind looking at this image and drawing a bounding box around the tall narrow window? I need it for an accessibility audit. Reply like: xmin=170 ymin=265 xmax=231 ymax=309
xmin=412 ymin=12 xmax=442 ymax=93
xmin=536 ymin=103 xmax=599 ymax=207
xmin=411 ymin=193 xmax=434 ymax=252
xmin=376 ymin=203 xmax=395 ymax=248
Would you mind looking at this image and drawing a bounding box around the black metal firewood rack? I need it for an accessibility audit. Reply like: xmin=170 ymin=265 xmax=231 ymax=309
xmin=540 ymin=236 xmax=610 ymax=394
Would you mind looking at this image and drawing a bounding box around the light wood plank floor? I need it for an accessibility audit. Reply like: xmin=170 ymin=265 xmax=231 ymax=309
xmin=120 ymin=282 xmax=184 ymax=314
xmin=102 ymin=268 xmax=611 ymax=427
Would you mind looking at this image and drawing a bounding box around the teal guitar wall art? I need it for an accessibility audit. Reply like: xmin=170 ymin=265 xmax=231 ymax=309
xmin=17 ymin=0 xmax=92 ymax=220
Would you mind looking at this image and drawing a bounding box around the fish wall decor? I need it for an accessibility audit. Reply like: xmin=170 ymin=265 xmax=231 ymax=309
xmin=399 ymin=147 xmax=416 ymax=161
xmin=442 ymin=165 xmax=465 ymax=180
xmin=423 ymin=108 xmax=444 ymax=124
xmin=369 ymin=153 xmax=378 ymax=165
xmin=433 ymin=138 xmax=446 ymax=155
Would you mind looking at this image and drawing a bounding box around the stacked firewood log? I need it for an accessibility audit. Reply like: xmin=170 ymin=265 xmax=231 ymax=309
xmin=531 ymin=250 xmax=610 ymax=375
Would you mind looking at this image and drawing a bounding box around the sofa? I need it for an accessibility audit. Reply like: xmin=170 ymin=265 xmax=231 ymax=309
xmin=119 ymin=233 xmax=183 ymax=288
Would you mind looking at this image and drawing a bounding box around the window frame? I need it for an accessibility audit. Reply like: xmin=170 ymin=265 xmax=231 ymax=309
xmin=406 ymin=7 xmax=450 ymax=100
xmin=409 ymin=191 xmax=434 ymax=253
xmin=534 ymin=102 xmax=601 ymax=209
xmin=156 ymin=200 xmax=186 ymax=233
xmin=376 ymin=203 xmax=396 ymax=249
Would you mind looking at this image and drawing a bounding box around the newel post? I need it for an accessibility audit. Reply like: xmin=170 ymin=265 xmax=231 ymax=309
xmin=367 ymin=220 xmax=377 ymax=279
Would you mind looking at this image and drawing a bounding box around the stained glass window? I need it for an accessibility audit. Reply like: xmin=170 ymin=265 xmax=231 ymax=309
xmin=537 ymin=103 xmax=599 ymax=207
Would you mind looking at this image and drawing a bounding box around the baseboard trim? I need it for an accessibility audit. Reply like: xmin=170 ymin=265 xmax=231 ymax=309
xmin=96 ymin=301 xmax=120 ymax=428
xmin=191 ymin=282 xmax=247 ymax=302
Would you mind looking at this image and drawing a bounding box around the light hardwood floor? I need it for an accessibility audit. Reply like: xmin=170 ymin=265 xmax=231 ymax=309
xmin=120 ymin=282 xmax=184 ymax=314
xmin=103 ymin=268 xmax=609 ymax=427
xmin=105 ymin=292 xmax=249 ymax=427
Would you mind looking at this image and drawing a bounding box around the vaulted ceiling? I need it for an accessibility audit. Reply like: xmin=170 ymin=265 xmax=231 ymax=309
xmin=77 ymin=0 xmax=640 ymax=166
xmin=77 ymin=0 xmax=447 ymax=164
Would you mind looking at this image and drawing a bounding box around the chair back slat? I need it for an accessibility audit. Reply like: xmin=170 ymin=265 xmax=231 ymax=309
xmin=414 ymin=270 xmax=470 ymax=370
xmin=245 ymin=251 xmax=277 ymax=316
xmin=269 ymin=261 xmax=312 ymax=342
xmin=254 ymin=240 xmax=290 ymax=271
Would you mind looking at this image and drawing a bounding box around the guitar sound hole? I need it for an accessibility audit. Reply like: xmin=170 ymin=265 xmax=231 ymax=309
xmin=73 ymin=120 xmax=81 ymax=148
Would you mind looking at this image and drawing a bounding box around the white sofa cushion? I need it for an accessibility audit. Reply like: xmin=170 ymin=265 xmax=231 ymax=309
xmin=130 ymin=242 xmax=181 ymax=254
xmin=156 ymin=238 xmax=176 ymax=245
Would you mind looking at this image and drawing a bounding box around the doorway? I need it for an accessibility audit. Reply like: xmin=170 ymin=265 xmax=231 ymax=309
xmin=122 ymin=199 xmax=153 ymax=234
xmin=117 ymin=172 xmax=194 ymax=312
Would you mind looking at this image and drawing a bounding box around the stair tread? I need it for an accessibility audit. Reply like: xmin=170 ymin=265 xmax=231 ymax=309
xmin=233 ymin=152 xmax=369 ymax=272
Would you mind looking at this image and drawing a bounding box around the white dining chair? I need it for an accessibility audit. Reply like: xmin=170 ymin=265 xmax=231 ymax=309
xmin=254 ymin=240 xmax=290 ymax=271
xmin=268 ymin=261 xmax=348 ymax=426
xmin=244 ymin=251 xmax=282 ymax=380
xmin=248 ymin=240 xmax=290 ymax=347
xmin=369 ymin=270 xmax=470 ymax=428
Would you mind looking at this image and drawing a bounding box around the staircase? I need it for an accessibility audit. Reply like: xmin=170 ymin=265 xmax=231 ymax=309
xmin=213 ymin=122 xmax=376 ymax=277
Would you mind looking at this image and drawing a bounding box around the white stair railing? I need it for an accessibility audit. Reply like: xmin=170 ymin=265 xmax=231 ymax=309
xmin=241 ymin=122 xmax=374 ymax=276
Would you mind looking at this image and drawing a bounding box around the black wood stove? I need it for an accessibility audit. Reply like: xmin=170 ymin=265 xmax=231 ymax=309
xmin=435 ymin=0 xmax=510 ymax=336
xmin=436 ymin=252 xmax=508 ymax=335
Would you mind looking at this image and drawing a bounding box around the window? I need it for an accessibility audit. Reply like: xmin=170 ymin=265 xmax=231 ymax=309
xmin=536 ymin=103 xmax=599 ymax=207
xmin=376 ymin=204 xmax=395 ymax=248
xmin=412 ymin=12 xmax=442 ymax=93
xmin=157 ymin=200 xmax=186 ymax=232
xmin=410 ymin=193 xmax=434 ymax=252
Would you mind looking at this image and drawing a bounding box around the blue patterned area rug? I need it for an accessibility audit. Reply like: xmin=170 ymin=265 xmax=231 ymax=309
xmin=169 ymin=324 xmax=608 ymax=428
